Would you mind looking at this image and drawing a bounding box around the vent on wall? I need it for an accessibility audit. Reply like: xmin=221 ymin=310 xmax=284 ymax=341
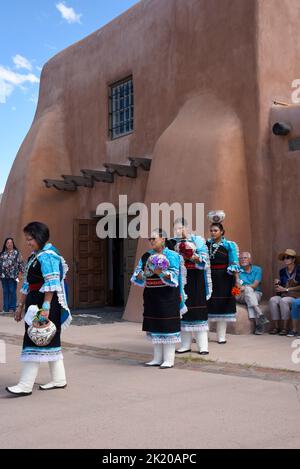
xmin=288 ymin=137 xmax=300 ymax=152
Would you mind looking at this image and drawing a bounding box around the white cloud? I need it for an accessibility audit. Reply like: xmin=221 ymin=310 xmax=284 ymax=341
xmin=0 ymin=80 xmax=14 ymax=104
xmin=0 ymin=65 xmax=39 ymax=104
xmin=0 ymin=66 xmax=39 ymax=86
xmin=11 ymin=106 xmax=17 ymax=111
xmin=13 ymin=54 xmax=32 ymax=71
xmin=36 ymin=66 xmax=43 ymax=72
xmin=56 ymin=2 xmax=82 ymax=24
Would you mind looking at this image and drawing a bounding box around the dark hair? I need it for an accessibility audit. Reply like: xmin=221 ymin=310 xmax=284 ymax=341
xmin=210 ymin=222 xmax=225 ymax=236
xmin=1 ymin=238 xmax=18 ymax=254
xmin=150 ymin=228 xmax=176 ymax=250
xmin=23 ymin=222 xmax=50 ymax=249
xmin=174 ymin=217 xmax=189 ymax=227
xmin=151 ymin=228 xmax=168 ymax=239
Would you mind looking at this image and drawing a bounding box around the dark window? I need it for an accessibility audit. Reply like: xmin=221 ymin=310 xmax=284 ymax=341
xmin=109 ymin=77 xmax=134 ymax=139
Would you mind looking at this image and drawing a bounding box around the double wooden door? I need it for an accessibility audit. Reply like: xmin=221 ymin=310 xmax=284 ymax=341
xmin=73 ymin=218 xmax=138 ymax=309
xmin=74 ymin=219 xmax=107 ymax=308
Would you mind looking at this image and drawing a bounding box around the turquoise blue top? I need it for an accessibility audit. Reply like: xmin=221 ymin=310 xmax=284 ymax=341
xmin=172 ymin=234 xmax=212 ymax=300
xmin=207 ymin=237 xmax=241 ymax=274
xmin=21 ymin=243 xmax=72 ymax=329
xmin=239 ymin=265 xmax=262 ymax=292
xmin=131 ymin=247 xmax=187 ymax=315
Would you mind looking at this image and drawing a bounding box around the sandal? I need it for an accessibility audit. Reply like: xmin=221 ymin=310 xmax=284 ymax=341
xmin=269 ymin=328 xmax=280 ymax=335
xmin=279 ymin=329 xmax=288 ymax=336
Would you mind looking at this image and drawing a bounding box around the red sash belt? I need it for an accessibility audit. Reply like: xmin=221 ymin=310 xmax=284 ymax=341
xmin=29 ymin=282 xmax=44 ymax=292
xmin=185 ymin=261 xmax=196 ymax=269
xmin=146 ymin=278 xmax=165 ymax=287
xmin=211 ymin=264 xmax=228 ymax=270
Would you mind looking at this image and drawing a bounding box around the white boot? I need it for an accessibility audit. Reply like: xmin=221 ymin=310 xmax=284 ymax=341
xmin=176 ymin=331 xmax=192 ymax=353
xmin=217 ymin=321 xmax=227 ymax=344
xmin=145 ymin=344 xmax=163 ymax=366
xmin=160 ymin=343 xmax=176 ymax=369
xmin=39 ymin=360 xmax=67 ymax=390
xmin=6 ymin=362 xmax=39 ymax=396
xmin=196 ymin=331 xmax=209 ymax=355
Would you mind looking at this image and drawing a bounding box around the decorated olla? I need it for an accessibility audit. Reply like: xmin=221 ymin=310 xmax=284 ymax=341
xmin=27 ymin=320 xmax=57 ymax=347
xmin=175 ymin=240 xmax=196 ymax=260
xmin=146 ymin=253 xmax=170 ymax=276
xmin=207 ymin=210 xmax=226 ymax=224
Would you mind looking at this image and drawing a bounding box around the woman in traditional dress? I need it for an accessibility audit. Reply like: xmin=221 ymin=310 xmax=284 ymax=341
xmin=131 ymin=229 xmax=186 ymax=369
xmin=171 ymin=218 xmax=212 ymax=355
xmin=206 ymin=211 xmax=241 ymax=344
xmin=6 ymin=222 xmax=72 ymax=396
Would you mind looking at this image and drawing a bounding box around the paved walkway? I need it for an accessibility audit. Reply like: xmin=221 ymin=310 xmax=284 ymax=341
xmin=1 ymin=316 xmax=300 ymax=449
xmin=1 ymin=315 xmax=299 ymax=373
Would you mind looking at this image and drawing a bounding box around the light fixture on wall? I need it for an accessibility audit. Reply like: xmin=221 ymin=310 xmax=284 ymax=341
xmin=272 ymin=122 xmax=292 ymax=136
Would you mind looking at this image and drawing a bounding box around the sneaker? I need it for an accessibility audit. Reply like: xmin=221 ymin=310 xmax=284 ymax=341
xmin=269 ymin=328 xmax=280 ymax=335
xmin=286 ymin=330 xmax=298 ymax=337
xmin=254 ymin=324 xmax=264 ymax=335
xmin=257 ymin=314 xmax=270 ymax=326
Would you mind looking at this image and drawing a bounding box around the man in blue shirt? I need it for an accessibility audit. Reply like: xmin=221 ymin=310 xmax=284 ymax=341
xmin=236 ymin=252 xmax=268 ymax=335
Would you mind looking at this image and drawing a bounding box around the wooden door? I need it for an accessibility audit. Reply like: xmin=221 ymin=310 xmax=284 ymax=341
xmin=123 ymin=236 xmax=138 ymax=305
xmin=74 ymin=219 xmax=107 ymax=308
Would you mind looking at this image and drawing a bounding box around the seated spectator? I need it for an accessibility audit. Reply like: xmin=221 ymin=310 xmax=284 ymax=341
xmin=287 ymin=298 xmax=300 ymax=337
xmin=269 ymin=249 xmax=300 ymax=336
xmin=237 ymin=252 xmax=268 ymax=335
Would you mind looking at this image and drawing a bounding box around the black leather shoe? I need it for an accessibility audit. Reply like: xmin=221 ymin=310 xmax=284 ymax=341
xmin=175 ymin=349 xmax=191 ymax=354
xmin=199 ymin=351 xmax=209 ymax=355
xmin=218 ymin=341 xmax=227 ymax=344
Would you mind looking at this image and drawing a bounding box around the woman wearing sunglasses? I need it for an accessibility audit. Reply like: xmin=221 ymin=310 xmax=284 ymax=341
xmin=269 ymin=249 xmax=300 ymax=336
xmin=131 ymin=229 xmax=186 ymax=369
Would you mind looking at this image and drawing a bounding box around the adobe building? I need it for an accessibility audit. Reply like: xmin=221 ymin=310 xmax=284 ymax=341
xmin=1 ymin=0 xmax=300 ymax=326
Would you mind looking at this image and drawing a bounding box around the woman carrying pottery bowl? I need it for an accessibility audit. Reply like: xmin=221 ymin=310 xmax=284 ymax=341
xmin=131 ymin=229 xmax=186 ymax=369
xmin=6 ymin=222 xmax=71 ymax=397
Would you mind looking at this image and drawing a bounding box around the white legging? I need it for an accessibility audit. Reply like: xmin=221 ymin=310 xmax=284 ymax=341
xmin=216 ymin=321 xmax=227 ymax=342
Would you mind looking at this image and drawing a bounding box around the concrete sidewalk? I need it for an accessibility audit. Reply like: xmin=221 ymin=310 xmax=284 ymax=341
xmin=1 ymin=316 xmax=300 ymax=449
xmin=2 ymin=341 xmax=300 ymax=449
xmin=0 ymin=315 xmax=299 ymax=373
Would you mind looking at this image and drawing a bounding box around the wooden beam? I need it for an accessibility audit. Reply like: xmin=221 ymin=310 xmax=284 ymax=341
xmin=129 ymin=157 xmax=152 ymax=171
xmin=44 ymin=179 xmax=77 ymax=191
xmin=81 ymin=169 xmax=114 ymax=183
xmin=104 ymin=163 xmax=137 ymax=178
xmin=62 ymin=175 xmax=94 ymax=188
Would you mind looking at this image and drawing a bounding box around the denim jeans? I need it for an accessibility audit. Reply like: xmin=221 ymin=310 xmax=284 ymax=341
xmin=291 ymin=298 xmax=300 ymax=320
xmin=1 ymin=278 xmax=17 ymax=312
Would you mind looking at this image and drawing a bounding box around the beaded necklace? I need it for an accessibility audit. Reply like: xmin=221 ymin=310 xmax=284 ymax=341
xmin=208 ymin=238 xmax=223 ymax=260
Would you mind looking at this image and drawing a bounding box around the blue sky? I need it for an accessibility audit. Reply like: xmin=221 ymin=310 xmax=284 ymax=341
xmin=0 ymin=0 xmax=139 ymax=193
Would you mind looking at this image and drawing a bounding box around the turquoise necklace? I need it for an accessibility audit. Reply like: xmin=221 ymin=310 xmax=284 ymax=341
xmin=209 ymin=238 xmax=223 ymax=259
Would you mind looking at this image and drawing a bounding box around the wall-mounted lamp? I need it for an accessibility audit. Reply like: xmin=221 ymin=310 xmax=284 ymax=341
xmin=272 ymin=122 xmax=292 ymax=136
